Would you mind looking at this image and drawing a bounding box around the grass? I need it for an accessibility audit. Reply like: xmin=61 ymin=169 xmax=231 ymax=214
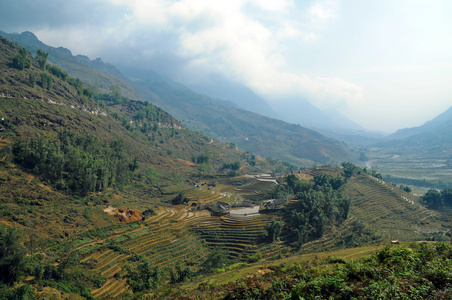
xmin=190 ymin=244 xmax=380 ymax=286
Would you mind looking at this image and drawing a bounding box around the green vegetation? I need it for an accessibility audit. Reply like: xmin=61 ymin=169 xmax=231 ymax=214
xmin=125 ymin=257 xmax=165 ymax=292
xmin=132 ymin=77 xmax=353 ymax=166
xmin=1 ymin=33 xmax=451 ymax=299
xmin=276 ymin=174 xmax=350 ymax=247
xmin=156 ymin=243 xmax=452 ymax=299
xmin=12 ymin=47 xmax=31 ymax=71
xmin=422 ymin=188 xmax=452 ymax=208
xmin=36 ymin=49 xmax=48 ymax=70
xmin=221 ymin=242 xmax=452 ymax=299
xmin=12 ymin=131 xmax=136 ymax=195
xmin=0 ymin=227 xmax=27 ymax=285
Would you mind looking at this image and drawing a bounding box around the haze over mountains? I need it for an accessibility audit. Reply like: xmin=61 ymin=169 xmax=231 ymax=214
xmin=376 ymin=106 xmax=452 ymax=155
xmin=3 ymin=30 xmax=452 ymax=162
xmin=2 ymin=31 xmax=354 ymax=165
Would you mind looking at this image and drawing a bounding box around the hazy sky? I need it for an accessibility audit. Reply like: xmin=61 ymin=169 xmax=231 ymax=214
xmin=1 ymin=0 xmax=451 ymax=132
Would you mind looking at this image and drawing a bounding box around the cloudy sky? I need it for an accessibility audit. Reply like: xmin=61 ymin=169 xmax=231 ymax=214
xmin=1 ymin=0 xmax=451 ymax=132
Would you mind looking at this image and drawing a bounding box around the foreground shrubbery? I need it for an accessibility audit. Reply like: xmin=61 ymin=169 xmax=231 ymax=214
xmin=223 ymin=242 xmax=452 ymax=300
xmin=160 ymin=243 xmax=452 ymax=299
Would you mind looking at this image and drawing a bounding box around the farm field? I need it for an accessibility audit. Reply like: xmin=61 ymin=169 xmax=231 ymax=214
xmin=80 ymin=203 xmax=278 ymax=298
xmin=366 ymin=152 xmax=452 ymax=190
xmin=27 ymin=168 xmax=450 ymax=298
xmin=344 ymin=173 xmax=445 ymax=241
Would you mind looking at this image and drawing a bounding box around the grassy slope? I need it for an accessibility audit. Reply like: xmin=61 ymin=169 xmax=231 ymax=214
xmin=309 ymin=167 xmax=446 ymax=242
xmin=0 ymin=35 xmax=270 ymax=244
xmin=1 ymin=31 xmax=354 ymax=167
xmin=0 ymin=31 xmax=140 ymax=99
xmin=160 ymin=241 xmax=452 ymax=299
xmin=130 ymin=74 xmax=354 ymax=167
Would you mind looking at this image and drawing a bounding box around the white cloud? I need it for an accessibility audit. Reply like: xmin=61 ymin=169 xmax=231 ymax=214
xmin=308 ymin=0 xmax=340 ymax=24
xmin=23 ymin=0 xmax=363 ymax=120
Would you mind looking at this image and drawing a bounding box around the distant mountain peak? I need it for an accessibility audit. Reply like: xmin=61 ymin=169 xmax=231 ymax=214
xmin=387 ymin=105 xmax=452 ymax=141
xmin=21 ymin=31 xmax=39 ymax=40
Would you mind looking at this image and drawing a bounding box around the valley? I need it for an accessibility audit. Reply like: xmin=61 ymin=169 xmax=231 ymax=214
xmin=0 ymin=31 xmax=451 ymax=299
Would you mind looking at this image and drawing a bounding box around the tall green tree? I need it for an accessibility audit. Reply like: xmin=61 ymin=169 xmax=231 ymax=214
xmin=422 ymin=189 xmax=442 ymax=208
xmin=201 ymin=247 xmax=230 ymax=274
xmin=0 ymin=227 xmax=27 ymax=285
xmin=29 ymin=73 xmax=36 ymax=88
xmin=12 ymin=47 xmax=31 ymax=70
xmin=36 ymin=49 xmax=48 ymax=70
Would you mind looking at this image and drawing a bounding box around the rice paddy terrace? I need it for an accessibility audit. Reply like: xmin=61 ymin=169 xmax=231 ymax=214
xmin=343 ymin=172 xmax=444 ymax=241
xmin=75 ymin=175 xmax=281 ymax=298
xmin=71 ymin=169 xmax=447 ymax=298
xmin=305 ymin=167 xmax=447 ymax=246
xmin=76 ymin=207 xmax=280 ymax=298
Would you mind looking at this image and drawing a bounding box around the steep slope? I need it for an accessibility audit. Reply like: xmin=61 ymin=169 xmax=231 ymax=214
xmin=308 ymin=167 xmax=444 ymax=242
xmin=376 ymin=106 xmax=452 ymax=155
xmin=0 ymin=35 xmax=283 ymax=237
xmin=269 ymin=98 xmax=364 ymax=131
xmin=186 ymin=75 xmax=278 ymax=118
xmin=0 ymin=31 xmax=140 ymax=99
xmin=132 ymin=78 xmax=353 ymax=166
xmin=388 ymin=106 xmax=452 ymax=141
xmin=3 ymin=31 xmax=354 ymax=166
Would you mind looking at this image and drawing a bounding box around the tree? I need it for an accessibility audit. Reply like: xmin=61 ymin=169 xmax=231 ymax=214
xmin=201 ymin=247 xmax=229 ymax=273
xmin=36 ymin=49 xmax=48 ymax=70
xmin=440 ymin=188 xmax=452 ymax=205
xmin=264 ymin=220 xmax=284 ymax=242
xmin=342 ymin=162 xmax=360 ymax=179
xmin=29 ymin=73 xmax=36 ymax=88
xmin=125 ymin=259 xmax=165 ymax=292
xmin=422 ymin=189 xmax=442 ymax=208
xmin=0 ymin=227 xmax=27 ymax=285
xmin=12 ymin=47 xmax=31 ymax=70
xmin=47 ymin=76 xmax=53 ymax=91
xmin=169 ymin=263 xmax=194 ymax=284
xmin=40 ymin=73 xmax=49 ymax=89
xmin=400 ymin=185 xmax=412 ymax=193
xmin=109 ymin=84 xmax=122 ymax=103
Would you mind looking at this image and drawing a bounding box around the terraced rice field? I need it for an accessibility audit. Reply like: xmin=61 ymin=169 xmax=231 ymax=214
xmin=344 ymin=174 xmax=440 ymax=241
xmin=185 ymin=175 xmax=278 ymax=206
xmin=81 ymin=168 xmax=448 ymax=298
xmin=84 ymin=203 xmax=279 ymax=298
xmin=194 ymin=213 xmax=279 ymax=260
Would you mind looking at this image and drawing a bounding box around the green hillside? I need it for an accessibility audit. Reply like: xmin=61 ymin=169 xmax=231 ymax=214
xmin=0 ymin=35 xmax=450 ymax=299
xmin=0 ymin=31 xmax=140 ymax=100
xmin=2 ymin=31 xmax=355 ymax=167
xmin=132 ymin=78 xmax=353 ymax=166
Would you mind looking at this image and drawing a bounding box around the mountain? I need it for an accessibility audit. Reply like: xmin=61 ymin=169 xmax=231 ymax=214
xmin=268 ymin=98 xmax=363 ymax=131
xmin=130 ymin=76 xmax=353 ymax=166
xmin=0 ymin=35 xmax=448 ymax=299
xmin=4 ymin=31 xmax=353 ymax=166
xmin=0 ymin=31 xmax=140 ymax=99
xmin=376 ymin=106 xmax=452 ymax=155
xmin=387 ymin=106 xmax=452 ymax=140
xmin=186 ymin=74 xmax=278 ymax=118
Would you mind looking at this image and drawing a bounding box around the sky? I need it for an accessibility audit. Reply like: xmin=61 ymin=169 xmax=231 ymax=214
xmin=1 ymin=0 xmax=451 ymax=133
